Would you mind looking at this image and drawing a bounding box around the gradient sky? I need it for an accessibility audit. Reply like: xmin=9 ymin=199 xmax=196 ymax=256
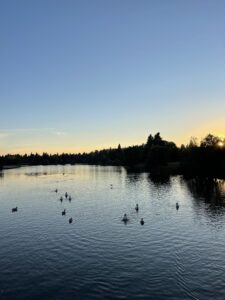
xmin=1 ymin=0 xmax=225 ymax=154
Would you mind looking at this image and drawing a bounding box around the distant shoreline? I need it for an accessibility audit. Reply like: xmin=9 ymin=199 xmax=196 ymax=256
xmin=1 ymin=132 xmax=225 ymax=178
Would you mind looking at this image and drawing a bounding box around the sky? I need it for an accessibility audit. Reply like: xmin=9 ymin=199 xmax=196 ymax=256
xmin=1 ymin=0 xmax=225 ymax=154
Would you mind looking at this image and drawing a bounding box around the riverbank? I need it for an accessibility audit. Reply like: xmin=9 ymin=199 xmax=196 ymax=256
xmin=0 ymin=132 xmax=224 ymax=177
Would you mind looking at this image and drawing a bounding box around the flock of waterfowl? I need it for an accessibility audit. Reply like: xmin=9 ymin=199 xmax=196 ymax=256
xmin=122 ymin=201 xmax=180 ymax=225
xmin=55 ymin=189 xmax=73 ymax=224
xmin=11 ymin=185 xmax=180 ymax=225
xmin=11 ymin=188 xmax=74 ymax=224
xmin=122 ymin=203 xmax=145 ymax=225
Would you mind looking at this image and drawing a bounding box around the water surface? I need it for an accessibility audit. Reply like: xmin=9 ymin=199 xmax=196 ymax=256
xmin=1 ymin=165 xmax=225 ymax=300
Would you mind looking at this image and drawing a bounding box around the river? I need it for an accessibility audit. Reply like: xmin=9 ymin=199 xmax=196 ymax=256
xmin=0 ymin=165 xmax=225 ymax=299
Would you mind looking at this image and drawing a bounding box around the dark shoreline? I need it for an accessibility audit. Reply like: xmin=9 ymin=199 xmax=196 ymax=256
xmin=1 ymin=162 xmax=225 ymax=180
xmin=1 ymin=133 xmax=225 ymax=178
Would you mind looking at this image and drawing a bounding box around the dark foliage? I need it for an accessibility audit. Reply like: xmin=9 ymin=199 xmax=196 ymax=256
xmin=1 ymin=133 xmax=225 ymax=177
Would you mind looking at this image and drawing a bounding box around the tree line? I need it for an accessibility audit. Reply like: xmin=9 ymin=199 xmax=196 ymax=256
xmin=0 ymin=133 xmax=225 ymax=177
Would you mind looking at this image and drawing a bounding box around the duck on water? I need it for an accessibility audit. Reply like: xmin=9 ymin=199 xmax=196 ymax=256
xmin=140 ymin=218 xmax=144 ymax=225
xmin=122 ymin=214 xmax=129 ymax=223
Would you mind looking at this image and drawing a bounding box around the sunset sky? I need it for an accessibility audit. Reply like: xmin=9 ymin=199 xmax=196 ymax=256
xmin=1 ymin=0 xmax=225 ymax=154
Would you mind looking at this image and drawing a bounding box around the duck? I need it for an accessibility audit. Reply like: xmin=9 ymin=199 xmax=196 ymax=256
xmin=55 ymin=189 xmax=58 ymax=193
xmin=60 ymin=196 xmax=63 ymax=202
xmin=176 ymin=202 xmax=179 ymax=210
xmin=69 ymin=217 xmax=73 ymax=224
xmin=140 ymin=218 xmax=144 ymax=225
xmin=12 ymin=207 xmax=18 ymax=213
xmin=68 ymin=196 xmax=72 ymax=201
xmin=62 ymin=209 xmax=66 ymax=216
xmin=135 ymin=204 xmax=139 ymax=212
xmin=65 ymin=192 xmax=68 ymax=198
xmin=122 ymin=214 xmax=129 ymax=223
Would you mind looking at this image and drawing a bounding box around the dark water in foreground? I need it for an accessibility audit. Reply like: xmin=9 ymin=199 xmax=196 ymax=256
xmin=1 ymin=165 xmax=225 ymax=300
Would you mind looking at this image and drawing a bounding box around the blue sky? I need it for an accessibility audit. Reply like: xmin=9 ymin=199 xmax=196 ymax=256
xmin=1 ymin=0 xmax=225 ymax=154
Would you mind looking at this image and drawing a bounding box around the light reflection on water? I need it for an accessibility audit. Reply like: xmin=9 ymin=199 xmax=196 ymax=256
xmin=0 ymin=165 xmax=225 ymax=300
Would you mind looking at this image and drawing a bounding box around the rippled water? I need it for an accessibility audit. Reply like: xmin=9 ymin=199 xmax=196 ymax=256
xmin=1 ymin=165 xmax=225 ymax=300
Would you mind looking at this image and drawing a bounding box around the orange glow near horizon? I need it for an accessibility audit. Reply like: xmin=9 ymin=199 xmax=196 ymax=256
xmin=1 ymin=128 xmax=224 ymax=155
xmin=218 ymin=141 xmax=224 ymax=148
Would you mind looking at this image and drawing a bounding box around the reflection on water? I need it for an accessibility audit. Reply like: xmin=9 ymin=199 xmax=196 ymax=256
xmin=183 ymin=177 xmax=225 ymax=224
xmin=0 ymin=165 xmax=225 ymax=300
xmin=148 ymin=173 xmax=171 ymax=186
xmin=185 ymin=177 xmax=225 ymax=205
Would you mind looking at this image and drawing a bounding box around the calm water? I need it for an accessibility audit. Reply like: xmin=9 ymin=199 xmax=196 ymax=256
xmin=1 ymin=165 xmax=225 ymax=300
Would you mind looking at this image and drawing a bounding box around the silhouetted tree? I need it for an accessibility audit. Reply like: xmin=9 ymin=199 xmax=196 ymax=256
xmin=188 ymin=137 xmax=198 ymax=148
xmin=200 ymin=134 xmax=221 ymax=148
xmin=153 ymin=132 xmax=163 ymax=146
xmin=146 ymin=134 xmax=154 ymax=149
